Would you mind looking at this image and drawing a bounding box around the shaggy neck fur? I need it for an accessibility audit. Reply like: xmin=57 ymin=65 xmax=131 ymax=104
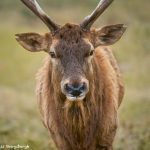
xmin=36 ymin=48 xmax=119 ymax=150
xmin=51 ymin=59 xmax=102 ymax=149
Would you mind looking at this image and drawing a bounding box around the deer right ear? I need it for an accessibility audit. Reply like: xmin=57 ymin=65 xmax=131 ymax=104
xmin=15 ymin=33 xmax=52 ymax=52
xmin=93 ymin=24 xmax=127 ymax=47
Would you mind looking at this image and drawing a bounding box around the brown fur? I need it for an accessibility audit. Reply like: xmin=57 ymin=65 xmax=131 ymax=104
xmin=16 ymin=24 xmax=125 ymax=150
xmin=35 ymin=25 xmax=124 ymax=150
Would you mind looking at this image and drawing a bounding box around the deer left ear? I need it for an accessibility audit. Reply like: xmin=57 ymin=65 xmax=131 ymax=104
xmin=15 ymin=33 xmax=52 ymax=52
xmin=93 ymin=24 xmax=127 ymax=47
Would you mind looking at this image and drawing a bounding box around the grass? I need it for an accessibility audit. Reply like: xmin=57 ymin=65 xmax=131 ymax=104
xmin=0 ymin=0 xmax=150 ymax=149
xmin=0 ymin=87 xmax=55 ymax=150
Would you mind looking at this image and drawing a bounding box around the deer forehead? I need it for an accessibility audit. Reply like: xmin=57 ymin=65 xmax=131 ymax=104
xmin=54 ymin=24 xmax=89 ymax=40
xmin=50 ymin=24 xmax=93 ymax=53
xmin=50 ymin=38 xmax=93 ymax=55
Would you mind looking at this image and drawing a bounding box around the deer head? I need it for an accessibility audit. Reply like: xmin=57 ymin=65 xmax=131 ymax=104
xmin=16 ymin=0 xmax=126 ymax=101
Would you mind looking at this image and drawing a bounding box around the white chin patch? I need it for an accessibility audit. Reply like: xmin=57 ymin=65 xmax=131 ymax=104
xmin=66 ymin=95 xmax=85 ymax=101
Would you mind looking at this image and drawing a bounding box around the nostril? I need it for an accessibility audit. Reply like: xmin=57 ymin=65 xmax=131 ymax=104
xmin=64 ymin=84 xmax=73 ymax=94
xmin=79 ymin=83 xmax=87 ymax=92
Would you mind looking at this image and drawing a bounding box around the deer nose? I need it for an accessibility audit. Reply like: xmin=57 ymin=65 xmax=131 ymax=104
xmin=64 ymin=83 xmax=87 ymax=97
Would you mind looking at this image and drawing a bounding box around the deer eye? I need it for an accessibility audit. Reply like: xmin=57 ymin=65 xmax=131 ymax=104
xmin=49 ymin=52 xmax=56 ymax=58
xmin=89 ymin=50 xmax=94 ymax=56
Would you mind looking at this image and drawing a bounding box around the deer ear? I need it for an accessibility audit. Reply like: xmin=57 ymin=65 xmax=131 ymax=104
xmin=93 ymin=24 xmax=127 ymax=47
xmin=15 ymin=33 xmax=52 ymax=52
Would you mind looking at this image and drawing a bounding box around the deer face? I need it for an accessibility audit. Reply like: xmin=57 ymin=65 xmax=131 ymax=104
xmin=52 ymin=24 xmax=91 ymax=101
xmin=16 ymin=0 xmax=126 ymax=101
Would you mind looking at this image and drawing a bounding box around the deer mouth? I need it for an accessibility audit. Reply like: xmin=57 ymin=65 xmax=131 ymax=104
xmin=66 ymin=94 xmax=86 ymax=101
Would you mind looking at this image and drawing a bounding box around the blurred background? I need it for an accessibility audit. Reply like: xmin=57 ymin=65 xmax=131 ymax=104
xmin=0 ymin=0 xmax=149 ymax=149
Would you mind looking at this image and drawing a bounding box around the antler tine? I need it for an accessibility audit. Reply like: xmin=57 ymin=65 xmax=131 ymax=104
xmin=21 ymin=0 xmax=60 ymax=32
xmin=80 ymin=0 xmax=114 ymax=30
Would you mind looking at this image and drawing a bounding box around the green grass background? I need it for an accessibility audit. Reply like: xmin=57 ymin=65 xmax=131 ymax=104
xmin=0 ymin=0 xmax=150 ymax=149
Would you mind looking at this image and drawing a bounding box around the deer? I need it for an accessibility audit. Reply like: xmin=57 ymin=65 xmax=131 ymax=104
xmin=15 ymin=0 xmax=126 ymax=149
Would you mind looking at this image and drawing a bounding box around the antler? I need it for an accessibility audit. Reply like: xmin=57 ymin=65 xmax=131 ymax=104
xmin=21 ymin=0 xmax=60 ymax=32
xmin=80 ymin=0 xmax=114 ymax=30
